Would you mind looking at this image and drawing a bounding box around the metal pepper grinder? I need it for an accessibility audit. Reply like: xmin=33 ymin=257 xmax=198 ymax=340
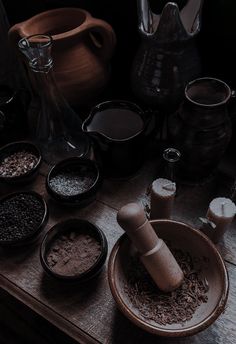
xmin=117 ymin=203 xmax=184 ymax=292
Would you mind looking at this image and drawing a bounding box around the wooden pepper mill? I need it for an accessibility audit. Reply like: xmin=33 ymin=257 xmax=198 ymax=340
xmin=117 ymin=203 xmax=184 ymax=292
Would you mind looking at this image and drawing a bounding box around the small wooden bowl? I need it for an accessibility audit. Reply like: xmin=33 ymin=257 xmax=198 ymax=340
xmin=108 ymin=220 xmax=229 ymax=337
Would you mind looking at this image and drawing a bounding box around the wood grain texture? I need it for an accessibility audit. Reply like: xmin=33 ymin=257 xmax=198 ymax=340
xmin=0 ymin=160 xmax=236 ymax=343
xmin=0 ymin=289 xmax=78 ymax=344
xmin=97 ymin=159 xmax=159 ymax=210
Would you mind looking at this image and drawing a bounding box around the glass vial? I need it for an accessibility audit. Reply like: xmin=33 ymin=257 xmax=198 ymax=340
xmin=162 ymin=147 xmax=181 ymax=182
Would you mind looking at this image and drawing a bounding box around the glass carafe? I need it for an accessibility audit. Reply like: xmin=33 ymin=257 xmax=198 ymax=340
xmin=18 ymin=34 xmax=90 ymax=165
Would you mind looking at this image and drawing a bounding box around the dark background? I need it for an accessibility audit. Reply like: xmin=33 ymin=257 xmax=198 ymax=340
xmin=2 ymin=0 xmax=236 ymax=94
xmin=2 ymin=0 xmax=236 ymax=150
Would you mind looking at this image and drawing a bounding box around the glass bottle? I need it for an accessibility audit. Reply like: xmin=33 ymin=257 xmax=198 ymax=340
xmin=18 ymin=34 xmax=90 ymax=165
xmin=162 ymin=147 xmax=181 ymax=182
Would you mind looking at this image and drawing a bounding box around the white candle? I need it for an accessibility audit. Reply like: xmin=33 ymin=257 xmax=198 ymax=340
xmin=150 ymin=178 xmax=176 ymax=220
xmin=206 ymin=197 xmax=236 ymax=243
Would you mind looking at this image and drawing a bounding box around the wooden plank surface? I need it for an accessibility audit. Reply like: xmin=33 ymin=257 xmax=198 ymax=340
xmin=0 ymin=289 xmax=78 ymax=344
xmin=0 ymin=160 xmax=236 ymax=343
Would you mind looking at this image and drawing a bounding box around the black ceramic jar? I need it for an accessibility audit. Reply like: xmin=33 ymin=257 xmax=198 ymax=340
xmin=168 ymin=77 xmax=232 ymax=183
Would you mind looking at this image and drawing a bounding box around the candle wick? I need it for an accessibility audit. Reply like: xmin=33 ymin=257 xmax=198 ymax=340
xmin=221 ymin=202 xmax=226 ymax=215
xmin=162 ymin=182 xmax=176 ymax=191
xmin=199 ymin=217 xmax=216 ymax=230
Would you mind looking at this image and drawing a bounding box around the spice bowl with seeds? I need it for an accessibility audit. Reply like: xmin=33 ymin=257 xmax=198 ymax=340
xmin=0 ymin=191 xmax=48 ymax=247
xmin=0 ymin=141 xmax=41 ymax=184
xmin=40 ymin=218 xmax=108 ymax=282
xmin=46 ymin=157 xmax=102 ymax=207
xmin=108 ymin=219 xmax=229 ymax=337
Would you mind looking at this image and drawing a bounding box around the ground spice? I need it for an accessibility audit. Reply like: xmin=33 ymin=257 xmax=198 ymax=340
xmin=47 ymin=230 xmax=102 ymax=276
xmin=0 ymin=151 xmax=38 ymax=177
xmin=124 ymin=247 xmax=209 ymax=326
xmin=0 ymin=193 xmax=45 ymax=242
xmin=49 ymin=166 xmax=96 ymax=196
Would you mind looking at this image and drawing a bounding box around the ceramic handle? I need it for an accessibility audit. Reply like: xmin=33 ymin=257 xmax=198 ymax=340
xmin=83 ymin=18 xmax=116 ymax=62
xmin=231 ymin=89 xmax=236 ymax=98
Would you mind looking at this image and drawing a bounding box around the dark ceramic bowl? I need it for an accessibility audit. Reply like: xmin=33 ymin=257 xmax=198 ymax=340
xmin=108 ymin=220 xmax=229 ymax=337
xmin=46 ymin=157 xmax=102 ymax=207
xmin=0 ymin=141 xmax=41 ymax=184
xmin=40 ymin=218 xmax=108 ymax=282
xmin=0 ymin=191 xmax=48 ymax=247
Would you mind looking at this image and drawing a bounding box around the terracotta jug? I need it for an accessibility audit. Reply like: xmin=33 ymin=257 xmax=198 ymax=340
xmin=131 ymin=0 xmax=203 ymax=111
xmin=8 ymin=8 xmax=116 ymax=106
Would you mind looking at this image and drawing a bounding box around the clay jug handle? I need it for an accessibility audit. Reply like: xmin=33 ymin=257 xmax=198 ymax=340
xmin=81 ymin=18 xmax=116 ymax=62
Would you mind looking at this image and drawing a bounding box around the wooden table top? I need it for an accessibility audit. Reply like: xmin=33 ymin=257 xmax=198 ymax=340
xmin=0 ymin=157 xmax=236 ymax=344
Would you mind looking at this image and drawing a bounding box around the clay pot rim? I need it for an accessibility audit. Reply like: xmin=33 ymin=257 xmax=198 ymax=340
xmin=18 ymin=7 xmax=95 ymax=42
xmin=108 ymin=219 xmax=229 ymax=337
xmin=185 ymin=77 xmax=232 ymax=108
xmin=82 ymin=99 xmax=146 ymax=142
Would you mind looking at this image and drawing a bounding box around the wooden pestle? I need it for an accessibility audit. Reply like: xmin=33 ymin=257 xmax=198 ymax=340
xmin=117 ymin=203 xmax=184 ymax=292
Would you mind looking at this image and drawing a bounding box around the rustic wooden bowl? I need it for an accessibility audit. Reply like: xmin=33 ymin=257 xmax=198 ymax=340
xmin=108 ymin=219 xmax=229 ymax=337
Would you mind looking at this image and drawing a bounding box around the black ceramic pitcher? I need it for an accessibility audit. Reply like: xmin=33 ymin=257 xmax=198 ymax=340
xmin=168 ymin=77 xmax=232 ymax=183
xmin=82 ymin=100 xmax=149 ymax=178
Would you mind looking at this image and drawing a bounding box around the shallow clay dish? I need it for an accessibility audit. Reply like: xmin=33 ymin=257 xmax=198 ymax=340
xmin=108 ymin=220 xmax=229 ymax=337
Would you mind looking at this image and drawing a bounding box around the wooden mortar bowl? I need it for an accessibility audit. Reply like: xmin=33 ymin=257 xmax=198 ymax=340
xmin=108 ymin=220 xmax=229 ymax=337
